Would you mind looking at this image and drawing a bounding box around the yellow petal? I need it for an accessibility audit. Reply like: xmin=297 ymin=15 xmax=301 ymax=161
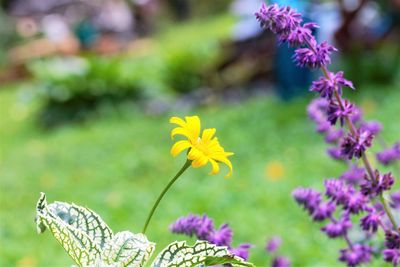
xmin=211 ymin=154 xmax=233 ymax=177
xmin=170 ymin=140 xmax=192 ymax=156
xmin=169 ymin=116 xmax=186 ymax=127
xmin=191 ymin=156 xmax=209 ymax=168
xmin=202 ymin=128 xmax=216 ymax=142
xmin=209 ymin=159 xmax=220 ymax=175
xmin=185 ymin=116 xmax=201 ymax=143
xmin=171 ymin=127 xmax=191 ymax=140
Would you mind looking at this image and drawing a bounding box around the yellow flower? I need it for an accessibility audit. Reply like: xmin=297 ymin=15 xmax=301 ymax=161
xmin=170 ymin=116 xmax=234 ymax=177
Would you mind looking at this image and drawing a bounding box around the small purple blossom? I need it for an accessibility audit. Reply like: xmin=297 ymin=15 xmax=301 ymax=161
xmin=383 ymin=249 xmax=400 ymax=266
xmin=360 ymin=208 xmax=382 ymax=233
xmin=266 ymin=236 xmax=282 ymax=253
xmin=376 ymin=143 xmax=400 ymax=165
xmin=341 ymin=129 xmax=374 ymax=159
xmin=321 ymin=214 xmax=352 ymax=238
xmin=169 ymin=214 xmax=214 ymax=240
xmin=340 ymin=165 xmax=366 ymax=185
xmin=271 ymin=256 xmax=291 ymax=267
xmin=292 ymin=188 xmax=321 ymax=214
xmin=208 ymin=224 xmax=232 ymax=247
xmin=310 ymin=71 xmax=354 ymax=99
xmin=385 ymin=230 xmax=400 ymax=249
xmin=280 ymin=23 xmax=317 ymax=47
xmin=325 ymin=128 xmax=344 ymax=144
xmin=327 ymin=147 xmax=346 ymax=160
xmin=327 ymin=100 xmax=354 ymax=126
xmin=360 ymin=121 xmax=382 ymax=135
xmin=230 ymin=243 xmax=252 ymax=260
xmin=338 ymin=244 xmax=372 ymax=267
xmin=312 ymin=201 xmax=336 ymax=221
xmin=324 ymin=179 xmax=351 ymax=205
xmin=255 ymin=4 xmax=302 ymax=35
xmin=343 ymin=191 xmax=367 ymax=214
xmin=360 ymin=170 xmax=394 ymax=197
xmin=294 ymin=41 xmax=336 ymax=68
xmin=391 ymin=190 xmax=400 ymax=208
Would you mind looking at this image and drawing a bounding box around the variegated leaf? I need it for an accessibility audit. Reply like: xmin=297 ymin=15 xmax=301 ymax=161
xmin=36 ymin=193 xmax=113 ymax=266
xmin=150 ymin=241 xmax=254 ymax=267
xmin=101 ymin=231 xmax=155 ymax=267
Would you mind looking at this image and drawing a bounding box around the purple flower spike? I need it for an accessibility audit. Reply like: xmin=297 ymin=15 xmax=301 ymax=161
xmin=361 ymin=170 xmax=394 ymax=197
xmin=311 ymin=71 xmax=354 ymax=99
xmin=376 ymin=142 xmax=400 ymax=166
xmin=339 ymin=244 xmax=372 ymax=267
xmin=383 ymin=249 xmax=400 ymax=266
xmin=272 ymin=256 xmax=291 ymax=267
xmin=292 ymin=188 xmax=321 ymax=214
xmin=169 ymin=214 xmax=214 ymax=240
xmin=255 ymin=4 xmax=302 ymax=35
xmin=327 ymin=100 xmax=354 ymax=126
xmin=321 ymin=214 xmax=352 ymax=238
xmin=341 ymin=129 xmax=374 ymax=159
xmin=209 ymin=224 xmax=233 ymax=247
xmin=294 ymin=41 xmax=336 ymax=68
xmin=340 ymin=165 xmax=366 ymax=185
xmin=230 ymin=243 xmax=252 ymax=260
xmin=266 ymin=236 xmax=282 ymax=253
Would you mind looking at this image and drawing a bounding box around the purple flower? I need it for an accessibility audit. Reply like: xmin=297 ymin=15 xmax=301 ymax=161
xmin=343 ymin=191 xmax=367 ymax=214
xmin=383 ymin=249 xmax=400 ymax=266
xmin=230 ymin=243 xmax=252 ymax=260
xmin=376 ymin=143 xmax=400 ymax=165
xmin=360 ymin=208 xmax=382 ymax=233
xmin=324 ymin=179 xmax=351 ymax=205
xmin=340 ymin=165 xmax=366 ymax=185
xmin=294 ymin=41 xmax=336 ymax=68
xmin=280 ymin=23 xmax=317 ymax=47
xmin=341 ymin=129 xmax=374 ymax=159
xmin=271 ymin=256 xmax=291 ymax=267
xmin=360 ymin=121 xmax=382 ymax=135
xmin=292 ymin=188 xmax=321 ymax=214
xmin=321 ymin=214 xmax=352 ymax=238
xmin=327 ymin=100 xmax=354 ymax=126
xmin=325 ymin=128 xmax=344 ymax=144
xmin=312 ymin=201 xmax=336 ymax=221
xmin=255 ymin=4 xmax=302 ymax=35
xmin=310 ymin=71 xmax=354 ymax=99
xmin=266 ymin=236 xmax=282 ymax=253
xmin=327 ymin=147 xmax=346 ymax=160
xmin=385 ymin=230 xmax=400 ymax=249
xmin=360 ymin=170 xmax=394 ymax=197
xmin=338 ymin=244 xmax=372 ymax=267
xmin=391 ymin=190 xmax=400 ymax=208
xmin=208 ymin=224 xmax=232 ymax=247
xmin=169 ymin=214 xmax=214 ymax=240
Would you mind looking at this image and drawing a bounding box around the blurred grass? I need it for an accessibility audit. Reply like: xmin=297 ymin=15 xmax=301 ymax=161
xmin=1 ymin=81 xmax=399 ymax=266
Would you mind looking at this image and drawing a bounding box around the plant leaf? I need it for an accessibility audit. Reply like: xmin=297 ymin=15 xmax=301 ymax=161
xmin=36 ymin=192 xmax=113 ymax=266
xmin=150 ymin=240 xmax=254 ymax=267
xmin=101 ymin=231 xmax=155 ymax=267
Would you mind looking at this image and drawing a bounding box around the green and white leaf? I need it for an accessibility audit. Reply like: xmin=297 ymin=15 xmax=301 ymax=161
xmin=101 ymin=231 xmax=155 ymax=267
xmin=150 ymin=240 xmax=254 ymax=267
xmin=36 ymin=192 xmax=113 ymax=266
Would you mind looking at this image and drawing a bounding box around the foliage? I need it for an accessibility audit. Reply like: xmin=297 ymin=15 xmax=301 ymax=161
xmin=35 ymin=193 xmax=253 ymax=267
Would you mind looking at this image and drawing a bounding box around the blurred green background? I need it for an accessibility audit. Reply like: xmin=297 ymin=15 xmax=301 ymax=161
xmin=0 ymin=0 xmax=399 ymax=266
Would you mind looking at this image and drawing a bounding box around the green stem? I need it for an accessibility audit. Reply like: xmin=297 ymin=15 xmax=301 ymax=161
xmin=142 ymin=160 xmax=191 ymax=234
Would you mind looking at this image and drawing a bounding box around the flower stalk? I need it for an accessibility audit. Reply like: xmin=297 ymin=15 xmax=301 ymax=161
xmin=142 ymin=160 xmax=191 ymax=234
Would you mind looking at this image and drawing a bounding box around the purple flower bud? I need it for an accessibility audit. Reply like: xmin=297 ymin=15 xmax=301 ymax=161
xmin=341 ymin=129 xmax=374 ymax=159
xmin=327 ymin=147 xmax=346 ymax=161
xmin=360 ymin=208 xmax=382 ymax=233
xmin=271 ymin=256 xmax=291 ymax=267
xmin=343 ymin=191 xmax=367 ymax=214
xmin=312 ymin=201 xmax=336 ymax=221
xmin=339 ymin=244 xmax=372 ymax=267
xmin=266 ymin=236 xmax=282 ymax=253
xmin=292 ymin=188 xmax=321 ymax=214
xmin=255 ymin=4 xmax=302 ymax=35
xmin=376 ymin=142 xmax=400 ymax=166
xmin=324 ymin=179 xmax=352 ymax=205
xmin=340 ymin=165 xmax=366 ymax=185
xmin=383 ymin=249 xmax=400 ymax=266
xmin=230 ymin=243 xmax=252 ymax=260
xmin=280 ymin=23 xmax=317 ymax=47
xmin=360 ymin=170 xmax=394 ymax=197
xmin=294 ymin=41 xmax=336 ymax=68
xmin=209 ymin=223 xmax=232 ymax=247
xmin=327 ymin=100 xmax=354 ymax=126
xmin=310 ymin=72 xmax=354 ymax=99
xmin=321 ymin=214 xmax=352 ymax=238
xmin=360 ymin=121 xmax=382 ymax=135
xmin=325 ymin=128 xmax=344 ymax=144
xmin=385 ymin=230 xmax=400 ymax=249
